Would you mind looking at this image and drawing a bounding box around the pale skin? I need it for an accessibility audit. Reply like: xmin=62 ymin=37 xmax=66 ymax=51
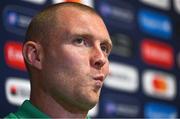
xmin=23 ymin=7 xmax=112 ymax=118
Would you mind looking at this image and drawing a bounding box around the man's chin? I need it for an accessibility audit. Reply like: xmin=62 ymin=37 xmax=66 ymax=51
xmin=77 ymin=96 xmax=99 ymax=111
xmin=84 ymin=97 xmax=99 ymax=110
xmin=76 ymin=89 xmax=100 ymax=110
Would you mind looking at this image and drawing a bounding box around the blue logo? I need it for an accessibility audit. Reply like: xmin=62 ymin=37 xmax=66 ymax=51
xmin=7 ymin=12 xmax=18 ymax=25
xmin=144 ymin=102 xmax=177 ymax=118
xmin=101 ymin=94 xmax=140 ymax=118
xmin=3 ymin=5 xmax=36 ymax=36
xmin=98 ymin=1 xmax=135 ymax=30
xmin=138 ymin=9 xmax=172 ymax=39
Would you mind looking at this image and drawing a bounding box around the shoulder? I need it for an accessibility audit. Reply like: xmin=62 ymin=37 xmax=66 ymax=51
xmin=4 ymin=113 xmax=18 ymax=119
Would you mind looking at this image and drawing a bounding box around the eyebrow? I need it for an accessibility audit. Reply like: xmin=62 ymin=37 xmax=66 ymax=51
xmin=70 ymin=32 xmax=112 ymax=46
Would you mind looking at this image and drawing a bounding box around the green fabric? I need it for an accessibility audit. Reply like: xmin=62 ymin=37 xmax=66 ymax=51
xmin=5 ymin=100 xmax=50 ymax=118
xmin=5 ymin=100 xmax=91 ymax=119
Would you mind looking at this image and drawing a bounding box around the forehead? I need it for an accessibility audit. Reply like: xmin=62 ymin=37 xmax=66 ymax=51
xmin=55 ymin=7 xmax=111 ymax=44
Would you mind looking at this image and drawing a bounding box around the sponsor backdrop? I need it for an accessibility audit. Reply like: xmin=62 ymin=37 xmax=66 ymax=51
xmin=1 ymin=0 xmax=180 ymax=118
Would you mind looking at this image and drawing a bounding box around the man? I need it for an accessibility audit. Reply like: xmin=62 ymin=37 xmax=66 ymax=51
xmin=5 ymin=2 xmax=112 ymax=118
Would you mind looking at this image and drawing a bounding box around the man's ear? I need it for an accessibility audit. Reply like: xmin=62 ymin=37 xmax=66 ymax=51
xmin=23 ymin=41 xmax=43 ymax=70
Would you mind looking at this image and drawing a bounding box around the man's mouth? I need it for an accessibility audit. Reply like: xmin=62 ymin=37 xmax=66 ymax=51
xmin=93 ymin=75 xmax=105 ymax=89
xmin=93 ymin=75 xmax=104 ymax=82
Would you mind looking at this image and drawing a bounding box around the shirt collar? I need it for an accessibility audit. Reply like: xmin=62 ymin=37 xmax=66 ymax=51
xmin=16 ymin=100 xmax=50 ymax=118
xmin=16 ymin=100 xmax=91 ymax=119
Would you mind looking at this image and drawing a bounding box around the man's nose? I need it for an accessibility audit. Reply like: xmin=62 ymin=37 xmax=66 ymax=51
xmin=90 ymin=47 xmax=106 ymax=70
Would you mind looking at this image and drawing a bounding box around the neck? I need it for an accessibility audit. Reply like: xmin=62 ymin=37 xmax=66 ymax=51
xmin=30 ymin=88 xmax=88 ymax=118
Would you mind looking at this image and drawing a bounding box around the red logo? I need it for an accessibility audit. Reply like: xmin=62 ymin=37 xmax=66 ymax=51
xmin=5 ymin=77 xmax=30 ymax=105
xmin=142 ymin=70 xmax=176 ymax=100
xmin=141 ymin=39 xmax=174 ymax=69
xmin=4 ymin=41 xmax=26 ymax=71
xmin=152 ymin=75 xmax=167 ymax=93
xmin=10 ymin=85 xmax=17 ymax=95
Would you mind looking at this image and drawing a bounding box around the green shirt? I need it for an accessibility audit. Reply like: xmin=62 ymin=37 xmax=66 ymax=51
xmin=5 ymin=100 xmax=50 ymax=118
xmin=5 ymin=100 xmax=91 ymax=119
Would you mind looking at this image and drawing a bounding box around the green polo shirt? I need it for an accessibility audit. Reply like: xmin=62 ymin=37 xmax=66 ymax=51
xmin=5 ymin=100 xmax=91 ymax=119
xmin=5 ymin=100 xmax=50 ymax=118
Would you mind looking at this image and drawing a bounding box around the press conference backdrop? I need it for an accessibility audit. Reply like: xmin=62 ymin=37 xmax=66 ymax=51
xmin=1 ymin=0 xmax=180 ymax=118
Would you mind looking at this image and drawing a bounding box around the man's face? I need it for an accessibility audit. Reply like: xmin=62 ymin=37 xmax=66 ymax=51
xmin=40 ymin=8 xmax=112 ymax=110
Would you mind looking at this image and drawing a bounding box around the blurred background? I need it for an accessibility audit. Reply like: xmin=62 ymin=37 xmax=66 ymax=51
xmin=1 ymin=0 xmax=180 ymax=118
